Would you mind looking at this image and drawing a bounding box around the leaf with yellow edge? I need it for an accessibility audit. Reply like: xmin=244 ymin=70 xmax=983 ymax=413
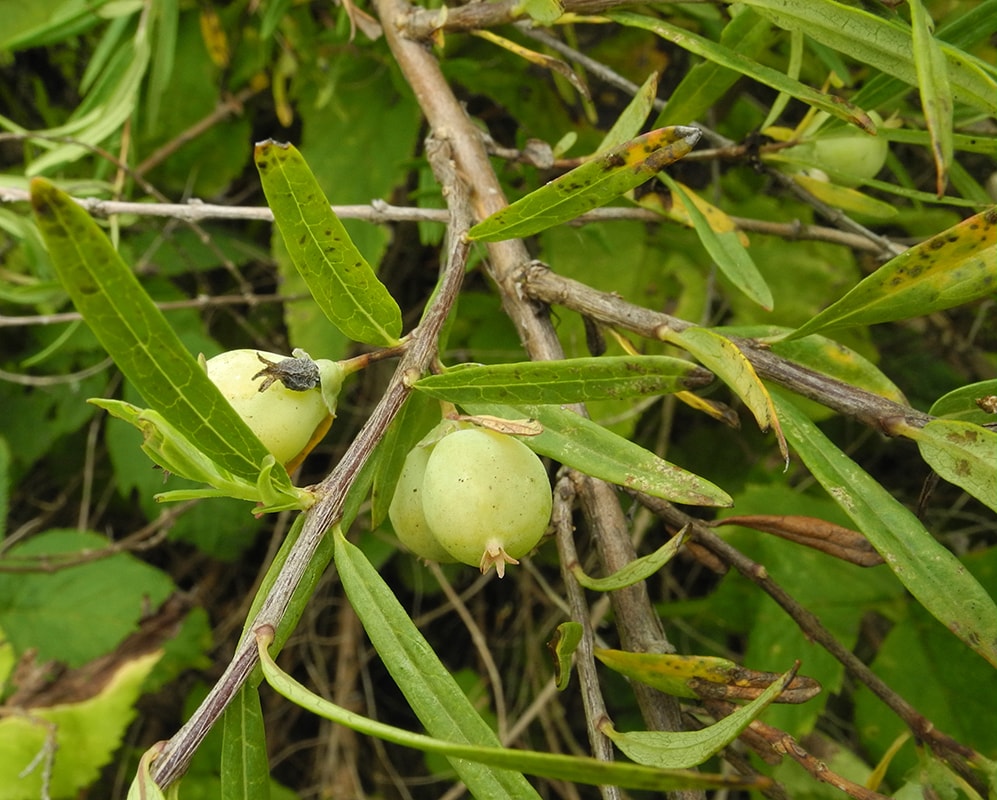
xmin=637 ymin=178 xmax=749 ymax=245
xmin=467 ymin=126 xmax=701 ymax=242
xmin=787 ymin=208 xmax=997 ymax=339
xmin=0 ymin=651 xmax=162 ymax=800
xmin=667 ymin=327 xmax=788 ymax=462
xmin=662 ymin=176 xmax=771 ymax=309
xmin=594 ymin=650 xmax=821 ymax=703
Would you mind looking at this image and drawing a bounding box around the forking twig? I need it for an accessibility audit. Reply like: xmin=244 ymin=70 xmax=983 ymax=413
xmin=150 ymin=134 xmax=474 ymax=788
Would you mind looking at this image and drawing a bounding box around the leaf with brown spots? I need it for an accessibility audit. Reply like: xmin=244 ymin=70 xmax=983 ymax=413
xmin=467 ymin=126 xmax=700 ymax=242
xmin=785 ymin=207 xmax=996 ymax=340
xmin=255 ymin=140 xmax=403 ymax=347
xmin=899 ymin=419 xmax=997 ymax=513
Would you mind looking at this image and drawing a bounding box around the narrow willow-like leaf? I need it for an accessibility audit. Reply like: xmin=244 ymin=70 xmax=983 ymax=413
xmin=595 ymin=650 xmax=820 ymax=703
xmin=572 ymin=526 xmax=688 ymax=591
xmin=600 ymin=668 xmax=795 ymax=769
xmin=787 ymin=208 xmax=997 ymax=340
xmin=463 ymin=402 xmax=732 ymax=507
xmin=467 ymin=126 xmax=701 ymax=242
xmin=612 ymin=11 xmax=874 ymax=131
xmin=738 ymin=0 xmax=997 ymax=114
xmin=332 ymin=529 xmax=541 ymax=798
xmin=29 ymin=178 xmax=286 ymax=489
xmin=414 ymin=356 xmax=712 ymax=405
xmin=257 ymin=619 xmax=767 ymax=793
xmin=655 ymin=7 xmax=772 ymax=128
xmin=929 ymin=379 xmax=997 ymax=424
xmin=784 ymin=170 xmax=899 ymax=218
xmin=662 ymin=176 xmax=773 ymax=309
xmin=221 ymin=686 xmax=270 ymax=800
xmin=900 ymin=420 xmax=997 ymax=513
xmin=255 ymin=140 xmax=402 ymax=347
xmin=669 ymin=328 xmax=787 ymax=461
xmin=909 ymin=0 xmax=953 ymax=196
xmin=597 ymin=71 xmax=659 ymax=153
xmin=720 ymin=325 xmax=908 ymax=405
xmin=774 ymin=394 xmax=997 ymax=667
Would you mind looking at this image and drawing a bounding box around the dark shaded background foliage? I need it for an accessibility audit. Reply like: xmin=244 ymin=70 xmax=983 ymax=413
xmin=1 ymin=0 xmax=995 ymax=798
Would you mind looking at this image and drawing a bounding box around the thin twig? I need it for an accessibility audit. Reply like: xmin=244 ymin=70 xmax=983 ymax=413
xmin=638 ymin=495 xmax=987 ymax=796
xmin=520 ymin=263 xmax=933 ymax=433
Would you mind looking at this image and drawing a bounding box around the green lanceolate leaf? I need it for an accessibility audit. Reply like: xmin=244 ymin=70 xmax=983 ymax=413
xmin=594 ymin=649 xmax=821 ymax=703
xmin=572 ymin=526 xmax=689 ymax=591
xmin=787 ymin=208 xmax=997 ymax=339
xmin=29 ymin=178 xmax=289 ymax=491
xmin=332 ymin=528 xmax=541 ymax=799
xmin=548 ymin=622 xmax=583 ymax=691
xmin=597 ymin=71 xmax=659 ymax=153
xmin=662 ymin=176 xmax=773 ymax=309
xmin=254 ymin=140 xmax=403 ymax=347
xmin=774 ymin=394 xmax=997 ymax=667
xmin=599 ymin=667 xmax=797 ymax=770
xmin=668 ymin=328 xmax=787 ymax=461
xmin=256 ymin=610 xmax=769 ymax=793
xmin=654 ymin=7 xmax=773 ymax=128
xmin=221 ymin=686 xmax=271 ymax=800
xmin=899 ymin=420 xmax=997 ymax=513
xmin=467 ymin=126 xmax=701 ymax=242
xmin=737 ymin=0 xmax=997 ymax=114
xmin=611 ymin=11 xmax=875 ymax=131
xmin=909 ymin=0 xmax=954 ymax=196
xmin=413 ymin=356 xmax=713 ymax=405
xmin=463 ymin=402 xmax=732 ymax=507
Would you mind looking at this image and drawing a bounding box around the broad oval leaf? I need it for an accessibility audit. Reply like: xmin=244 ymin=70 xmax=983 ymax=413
xmin=463 ymin=402 xmax=732 ymax=507
xmin=255 ymin=140 xmax=403 ymax=347
xmin=29 ymin=178 xmax=288 ymax=490
xmin=774 ymin=394 xmax=997 ymax=667
xmin=413 ymin=356 xmax=713 ymax=405
xmin=787 ymin=208 xmax=997 ymax=339
xmin=467 ymin=126 xmax=701 ymax=242
xmin=903 ymin=419 xmax=997 ymax=513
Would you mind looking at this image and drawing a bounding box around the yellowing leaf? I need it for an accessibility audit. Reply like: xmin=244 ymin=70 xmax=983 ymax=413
xmin=789 ymin=171 xmax=899 ymax=218
xmin=668 ymin=328 xmax=788 ymax=462
xmin=199 ymin=8 xmax=229 ymax=68
xmin=467 ymin=126 xmax=701 ymax=242
xmin=788 ymin=208 xmax=997 ymax=339
xmin=0 ymin=652 xmax=162 ymax=800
